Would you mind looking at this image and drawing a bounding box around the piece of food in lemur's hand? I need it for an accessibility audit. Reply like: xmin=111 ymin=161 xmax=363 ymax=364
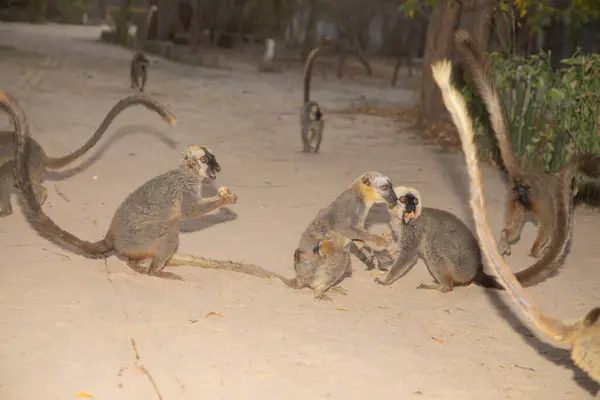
xmin=454 ymin=30 xmax=600 ymax=287
xmin=1 ymin=90 xmax=285 ymax=282
xmin=300 ymin=37 xmax=330 ymax=153
xmin=130 ymin=5 xmax=157 ymax=92
xmin=374 ymin=186 xmax=503 ymax=293
xmin=0 ymin=93 xmax=176 ymax=217
xmin=280 ymin=171 xmax=397 ymax=301
xmin=431 ymin=58 xmax=600 ymax=389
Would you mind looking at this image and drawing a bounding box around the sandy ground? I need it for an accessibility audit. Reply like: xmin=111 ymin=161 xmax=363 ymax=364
xmin=0 ymin=22 xmax=598 ymax=400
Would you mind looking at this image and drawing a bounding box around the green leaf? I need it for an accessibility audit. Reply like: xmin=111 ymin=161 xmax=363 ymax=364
xmin=548 ymin=88 xmax=566 ymax=102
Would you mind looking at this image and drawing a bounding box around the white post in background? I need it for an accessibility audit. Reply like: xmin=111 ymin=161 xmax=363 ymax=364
xmin=263 ymin=38 xmax=276 ymax=63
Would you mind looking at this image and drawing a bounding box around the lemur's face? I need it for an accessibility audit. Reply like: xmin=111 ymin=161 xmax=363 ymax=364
xmin=362 ymin=173 xmax=398 ymax=205
xmin=398 ymin=193 xmax=419 ymax=224
xmin=185 ymin=146 xmax=221 ymax=181
xmin=388 ymin=186 xmax=422 ymax=224
xmin=310 ymin=104 xmax=323 ymax=122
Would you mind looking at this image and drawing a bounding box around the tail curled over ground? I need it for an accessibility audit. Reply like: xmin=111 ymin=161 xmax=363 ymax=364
xmin=303 ymin=37 xmax=331 ymax=104
xmin=453 ymin=30 xmax=522 ymax=180
xmin=167 ymin=253 xmax=293 ymax=282
xmin=45 ymin=94 xmax=176 ymax=169
xmin=0 ymin=91 xmax=173 ymax=259
xmin=513 ymin=154 xmax=600 ymax=286
xmin=432 ymin=60 xmax=600 ymax=385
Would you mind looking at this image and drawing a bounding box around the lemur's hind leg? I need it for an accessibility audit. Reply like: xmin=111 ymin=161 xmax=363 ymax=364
xmin=130 ymin=60 xmax=138 ymax=89
xmin=314 ymin=129 xmax=324 ymax=153
xmin=139 ymin=66 xmax=147 ymax=92
xmin=126 ymin=259 xmax=148 ymax=275
xmin=301 ymin=127 xmax=312 ymax=153
xmin=147 ymin=231 xmax=183 ymax=280
xmin=312 ymin=252 xmax=351 ymax=301
xmin=418 ymin=257 xmax=455 ymax=293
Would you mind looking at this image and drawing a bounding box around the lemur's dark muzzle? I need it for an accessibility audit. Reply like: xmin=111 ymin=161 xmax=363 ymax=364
xmin=402 ymin=197 xmax=418 ymax=224
xmin=384 ymin=188 xmax=398 ymax=205
xmin=204 ymin=151 xmax=221 ymax=173
xmin=210 ymin=160 xmax=221 ymax=173
xmin=315 ymin=108 xmax=323 ymax=121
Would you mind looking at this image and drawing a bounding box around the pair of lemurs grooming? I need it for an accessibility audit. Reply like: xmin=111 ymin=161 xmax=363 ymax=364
xmin=129 ymin=5 xmax=157 ymax=92
xmin=432 ymin=33 xmax=600 ymax=394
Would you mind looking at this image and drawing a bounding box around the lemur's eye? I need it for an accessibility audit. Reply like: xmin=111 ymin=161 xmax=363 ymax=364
xmin=413 ymin=198 xmax=419 ymax=205
xmin=399 ymin=196 xmax=405 ymax=203
xmin=380 ymin=185 xmax=388 ymax=191
xmin=200 ymin=156 xmax=208 ymax=163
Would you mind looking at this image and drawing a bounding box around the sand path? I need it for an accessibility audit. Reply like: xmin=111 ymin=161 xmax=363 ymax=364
xmin=0 ymin=22 xmax=598 ymax=400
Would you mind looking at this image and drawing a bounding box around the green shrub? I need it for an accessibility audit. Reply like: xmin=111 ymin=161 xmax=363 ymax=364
xmin=462 ymin=50 xmax=600 ymax=173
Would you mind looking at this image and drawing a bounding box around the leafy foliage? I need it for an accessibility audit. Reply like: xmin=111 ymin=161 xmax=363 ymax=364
xmin=398 ymin=0 xmax=600 ymax=28
xmin=463 ymin=51 xmax=600 ymax=172
xmin=397 ymin=0 xmax=435 ymax=18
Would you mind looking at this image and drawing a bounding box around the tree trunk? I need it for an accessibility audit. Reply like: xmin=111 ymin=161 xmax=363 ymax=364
xmin=116 ymin=0 xmax=133 ymax=44
xmin=337 ymin=28 xmax=372 ymax=79
xmin=392 ymin=14 xmax=426 ymax=85
xmin=420 ymin=0 xmax=459 ymax=125
xmin=454 ymin=0 xmax=493 ymax=87
xmin=190 ymin=0 xmax=203 ymax=54
xmin=489 ymin=1 xmax=514 ymax=54
xmin=206 ymin=0 xmax=221 ymax=45
xmin=514 ymin=13 xmax=532 ymax=56
xmin=156 ymin=0 xmax=176 ymax=41
xmin=335 ymin=1 xmax=373 ymax=80
xmin=32 ymin=0 xmax=47 ymax=23
xmin=136 ymin=0 xmax=153 ymax=51
xmin=457 ymin=0 xmax=493 ymax=51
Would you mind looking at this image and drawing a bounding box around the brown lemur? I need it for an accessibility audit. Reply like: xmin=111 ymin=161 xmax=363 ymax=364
xmin=130 ymin=5 xmax=157 ymax=92
xmin=1 ymin=90 xmax=286 ymax=282
xmin=0 ymin=93 xmax=176 ymax=217
xmin=374 ymin=186 xmax=503 ymax=292
xmin=432 ymin=58 xmax=600 ymax=393
xmin=300 ymin=37 xmax=331 ymax=153
xmin=454 ymin=30 xmax=600 ymax=286
xmin=278 ymin=172 xmax=398 ymax=301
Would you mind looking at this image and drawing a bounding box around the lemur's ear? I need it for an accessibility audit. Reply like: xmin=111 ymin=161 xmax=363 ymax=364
xmin=361 ymin=174 xmax=372 ymax=187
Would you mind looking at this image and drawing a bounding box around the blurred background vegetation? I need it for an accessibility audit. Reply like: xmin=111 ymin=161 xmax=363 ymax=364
xmin=1 ymin=0 xmax=600 ymax=171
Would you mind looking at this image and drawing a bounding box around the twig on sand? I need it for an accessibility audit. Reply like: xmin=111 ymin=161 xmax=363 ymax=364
xmin=130 ymin=338 xmax=164 ymax=400
xmin=54 ymin=184 xmax=70 ymax=203
xmin=42 ymin=247 xmax=71 ymax=260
